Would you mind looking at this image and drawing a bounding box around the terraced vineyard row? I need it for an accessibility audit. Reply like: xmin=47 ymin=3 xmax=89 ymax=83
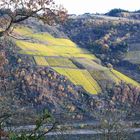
xmin=53 ymin=68 xmax=101 ymax=94
xmin=89 ymin=70 xmax=119 ymax=83
xmin=17 ymin=41 xmax=84 ymax=56
xmin=33 ymin=56 xmax=78 ymax=68
xmin=14 ymin=26 xmax=77 ymax=47
xmin=34 ymin=56 xmax=49 ymax=66
xmin=111 ymin=69 xmax=140 ymax=87
xmin=81 ymin=70 xmax=102 ymax=93
xmin=74 ymin=58 xmax=105 ymax=70
xmin=15 ymin=26 xmax=140 ymax=94
xmin=46 ymin=57 xmax=77 ymax=68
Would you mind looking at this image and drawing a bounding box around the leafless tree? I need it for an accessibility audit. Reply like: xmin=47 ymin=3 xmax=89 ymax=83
xmin=0 ymin=0 xmax=67 ymax=37
xmin=94 ymin=107 xmax=132 ymax=140
xmin=93 ymin=84 xmax=139 ymax=140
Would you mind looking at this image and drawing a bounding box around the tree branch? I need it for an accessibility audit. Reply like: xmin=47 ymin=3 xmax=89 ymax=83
xmin=0 ymin=16 xmax=13 ymax=37
xmin=37 ymin=122 xmax=57 ymax=139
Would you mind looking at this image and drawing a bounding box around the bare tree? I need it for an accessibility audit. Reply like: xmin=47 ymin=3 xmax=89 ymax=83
xmin=93 ymin=84 xmax=139 ymax=140
xmin=0 ymin=0 xmax=67 ymax=37
xmin=0 ymin=110 xmax=56 ymax=140
xmin=94 ymin=107 xmax=132 ymax=140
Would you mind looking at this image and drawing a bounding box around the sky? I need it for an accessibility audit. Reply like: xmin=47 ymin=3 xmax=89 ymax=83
xmin=55 ymin=0 xmax=140 ymax=15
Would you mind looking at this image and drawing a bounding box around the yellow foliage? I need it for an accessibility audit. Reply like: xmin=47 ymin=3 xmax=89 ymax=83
xmin=16 ymin=40 xmax=84 ymax=56
xmin=111 ymin=69 xmax=140 ymax=87
xmin=14 ymin=26 xmax=77 ymax=47
xmin=46 ymin=57 xmax=77 ymax=68
xmin=34 ymin=56 xmax=49 ymax=66
xmin=31 ymin=33 xmax=77 ymax=47
xmin=14 ymin=26 xmax=33 ymax=35
xmin=90 ymin=70 xmax=120 ymax=83
xmin=82 ymin=70 xmax=102 ymax=93
xmin=14 ymin=25 xmax=140 ymax=94
xmin=53 ymin=68 xmax=101 ymax=94
xmin=15 ymin=26 xmax=98 ymax=60
xmin=71 ymin=54 xmax=97 ymax=59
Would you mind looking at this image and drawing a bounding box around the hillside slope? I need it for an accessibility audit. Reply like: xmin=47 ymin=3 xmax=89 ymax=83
xmin=12 ymin=25 xmax=140 ymax=95
xmin=1 ymin=38 xmax=98 ymax=123
xmin=61 ymin=13 xmax=140 ymax=82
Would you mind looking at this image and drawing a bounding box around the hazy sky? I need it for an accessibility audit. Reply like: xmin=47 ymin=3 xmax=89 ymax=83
xmin=55 ymin=0 xmax=140 ymax=15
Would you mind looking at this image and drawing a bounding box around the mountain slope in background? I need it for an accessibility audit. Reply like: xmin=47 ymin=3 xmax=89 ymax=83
xmin=105 ymin=8 xmax=140 ymax=20
xmin=61 ymin=11 xmax=140 ymax=82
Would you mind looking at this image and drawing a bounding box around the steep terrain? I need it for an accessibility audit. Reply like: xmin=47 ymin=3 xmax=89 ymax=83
xmin=60 ymin=12 xmax=140 ymax=82
xmin=13 ymin=24 xmax=139 ymax=95
xmin=1 ymin=16 xmax=140 ymax=124
xmin=0 ymin=39 xmax=97 ymax=124
xmin=105 ymin=9 xmax=140 ymax=20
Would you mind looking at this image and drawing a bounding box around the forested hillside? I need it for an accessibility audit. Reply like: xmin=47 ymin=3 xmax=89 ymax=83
xmin=60 ymin=12 xmax=140 ymax=82
xmin=0 ymin=4 xmax=140 ymax=139
xmin=1 ymin=17 xmax=140 ymax=124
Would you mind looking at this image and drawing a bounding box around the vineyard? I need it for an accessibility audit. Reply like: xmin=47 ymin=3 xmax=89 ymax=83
xmin=14 ymin=26 xmax=77 ymax=47
xmin=34 ymin=56 xmax=49 ymax=66
xmin=14 ymin=25 xmax=140 ymax=94
xmin=111 ymin=69 xmax=140 ymax=87
xmin=53 ymin=68 xmax=100 ymax=94
xmin=74 ymin=58 xmax=106 ymax=70
xmin=16 ymin=41 xmax=83 ymax=56
xmin=46 ymin=57 xmax=77 ymax=68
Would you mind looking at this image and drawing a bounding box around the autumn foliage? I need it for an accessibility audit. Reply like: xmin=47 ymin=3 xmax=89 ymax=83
xmin=0 ymin=0 xmax=67 ymax=37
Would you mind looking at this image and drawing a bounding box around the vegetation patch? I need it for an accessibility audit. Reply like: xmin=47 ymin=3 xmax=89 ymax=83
xmin=53 ymin=68 xmax=101 ymax=94
xmin=34 ymin=56 xmax=49 ymax=66
xmin=81 ymin=70 xmax=102 ymax=93
xmin=89 ymin=70 xmax=119 ymax=86
xmin=14 ymin=26 xmax=33 ymax=35
xmin=15 ymin=26 xmax=140 ymax=94
xmin=46 ymin=57 xmax=77 ymax=68
xmin=74 ymin=58 xmax=106 ymax=70
xmin=30 ymin=33 xmax=77 ymax=47
xmin=71 ymin=53 xmax=97 ymax=59
xmin=124 ymin=51 xmax=140 ymax=64
xmin=14 ymin=26 xmax=77 ymax=47
xmin=111 ymin=69 xmax=140 ymax=87
xmin=16 ymin=40 xmax=83 ymax=56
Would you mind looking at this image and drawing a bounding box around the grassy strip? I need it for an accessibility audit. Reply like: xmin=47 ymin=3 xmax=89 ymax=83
xmin=46 ymin=57 xmax=77 ymax=68
xmin=111 ymin=69 xmax=140 ymax=87
xmin=34 ymin=56 xmax=49 ymax=66
xmin=53 ymin=68 xmax=100 ymax=94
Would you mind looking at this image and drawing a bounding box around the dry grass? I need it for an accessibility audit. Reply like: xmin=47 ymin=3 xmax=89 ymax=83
xmin=111 ymin=69 xmax=140 ymax=87
xmin=53 ymin=68 xmax=101 ymax=94
xmin=34 ymin=56 xmax=49 ymax=66
xmin=46 ymin=57 xmax=77 ymax=68
xmin=15 ymin=26 xmax=140 ymax=94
